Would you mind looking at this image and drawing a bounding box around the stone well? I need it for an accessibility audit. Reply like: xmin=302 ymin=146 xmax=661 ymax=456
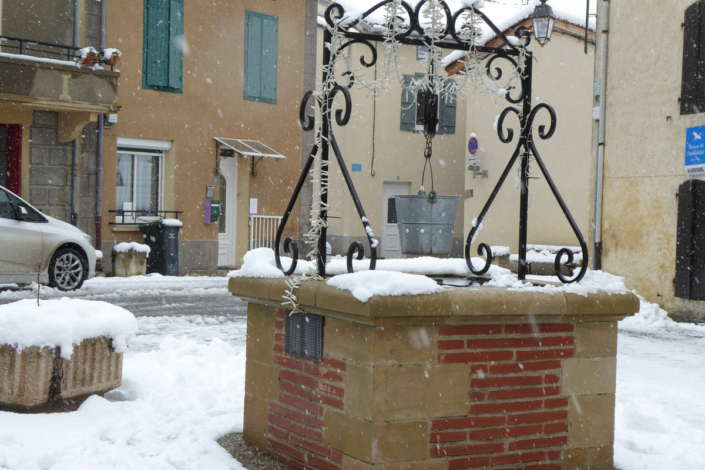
xmin=0 ymin=336 xmax=124 ymax=412
xmin=230 ymin=276 xmax=638 ymax=470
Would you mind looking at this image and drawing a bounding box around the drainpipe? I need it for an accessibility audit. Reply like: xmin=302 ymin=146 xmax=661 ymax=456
xmin=71 ymin=0 xmax=80 ymax=226
xmin=96 ymin=0 xmax=106 ymax=251
xmin=592 ymin=0 xmax=610 ymax=270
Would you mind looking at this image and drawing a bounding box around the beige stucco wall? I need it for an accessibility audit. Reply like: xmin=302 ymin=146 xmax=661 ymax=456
xmin=465 ymin=31 xmax=596 ymax=256
xmin=102 ymin=0 xmax=307 ymax=265
xmin=595 ymin=0 xmax=705 ymax=317
xmin=315 ymin=26 xmax=468 ymax=255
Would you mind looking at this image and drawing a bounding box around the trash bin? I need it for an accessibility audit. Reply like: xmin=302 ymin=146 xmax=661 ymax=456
xmin=139 ymin=220 xmax=182 ymax=276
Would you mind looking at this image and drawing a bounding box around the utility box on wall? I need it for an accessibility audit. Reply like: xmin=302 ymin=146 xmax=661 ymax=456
xmin=204 ymin=200 xmax=221 ymax=224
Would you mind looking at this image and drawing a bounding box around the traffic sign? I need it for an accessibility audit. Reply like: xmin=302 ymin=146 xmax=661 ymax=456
xmin=468 ymin=136 xmax=479 ymax=156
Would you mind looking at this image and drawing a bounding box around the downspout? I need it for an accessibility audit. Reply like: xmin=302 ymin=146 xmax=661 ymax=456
xmin=592 ymin=0 xmax=610 ymax=270
xmin=96 ymin=0 xmax=106 ymax=251
xmin=71 ymin=0 xmax=80 ymax=226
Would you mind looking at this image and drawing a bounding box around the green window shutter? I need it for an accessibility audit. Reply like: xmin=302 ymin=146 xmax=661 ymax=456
xmin=261 ymin=15 xmax=278 ymax=104
xmin=400 ymin=74 xmax=416 ymax=131
xmin=439 ymin=79 xmax=457 ymax=134
xmin=167 ymin=0 xmax=184 ymax=91
xmin=144 ymin=0 xmax=169 ymax=88
xmin=244 ymin=12 xmax=277 ymax=104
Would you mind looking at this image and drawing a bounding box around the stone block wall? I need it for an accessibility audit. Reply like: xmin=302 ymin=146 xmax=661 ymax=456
xmin=244 ymin=303 xmax=619 ymax=470
xmin=29 ymin=111 xmax=73 ymax=222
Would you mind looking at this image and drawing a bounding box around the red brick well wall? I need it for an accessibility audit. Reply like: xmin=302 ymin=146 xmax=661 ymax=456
xmin=267 ymin=309 xmax=345 ymax=470
xmin=431 ymin=323 xmax=575 ymax=470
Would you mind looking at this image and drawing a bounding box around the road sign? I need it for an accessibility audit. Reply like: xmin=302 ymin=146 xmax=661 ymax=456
xmin=686 ymin=126 xmax=705 ymax=180
xmin=468 ymin=136 xmax=479 ymax=155
xmin=352 ymin=164 xmax=362 ymax=172
xmin=468 ymin=136 xmax=479 ymax=165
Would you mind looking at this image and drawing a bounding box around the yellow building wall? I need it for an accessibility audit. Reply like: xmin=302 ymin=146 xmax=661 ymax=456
xmin=103 ymin=0 xmax=307 ymax=266
xmin=596 ymin=0 xmax=705 ymax=318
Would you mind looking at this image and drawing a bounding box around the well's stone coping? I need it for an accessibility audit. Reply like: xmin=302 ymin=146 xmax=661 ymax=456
xmin=229 ymin=277 xmax=639 ymax=325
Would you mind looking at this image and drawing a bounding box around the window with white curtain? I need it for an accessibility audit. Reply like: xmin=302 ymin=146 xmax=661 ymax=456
xmin=116 ymin=147 xmax=163 ymax=221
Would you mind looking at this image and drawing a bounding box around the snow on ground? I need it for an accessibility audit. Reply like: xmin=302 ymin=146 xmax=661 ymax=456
xmin=1 ymin=267 xmax=704 ymax=469
xmin=0 ymin=310 xmax=248 ymax=470
xmin=615 ymin=311 xmax=705 ymax=470
xmin=0 ymin=274 xmax=229 ymax=302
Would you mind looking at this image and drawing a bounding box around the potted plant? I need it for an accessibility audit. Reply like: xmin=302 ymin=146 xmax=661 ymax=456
xmin=79 ymin=47 xmax=99 ymax=66
xmin=103 ymin=48 xmax=122 ymax=67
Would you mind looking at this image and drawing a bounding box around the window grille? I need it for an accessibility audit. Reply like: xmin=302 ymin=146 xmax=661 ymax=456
xmin=285 ymin=312 xmax=323 ymax=362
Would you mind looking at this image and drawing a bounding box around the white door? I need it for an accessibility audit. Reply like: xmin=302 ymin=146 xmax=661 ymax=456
xmin=218 ymin=158 xmax=238 ymax=267
xmin=381 ymin=182 xmax=410 ymax=259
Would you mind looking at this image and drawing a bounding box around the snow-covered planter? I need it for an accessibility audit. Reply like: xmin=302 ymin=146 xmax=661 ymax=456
xmin=0 ymin=299 xmax=137 ymax=412
xmin=111 ymin=242 xmax=150 ymax=277
xmin=102 ymin=48 xmax=121 ymax=66
xmin=79 ymin=47 xmax=99 ymax=66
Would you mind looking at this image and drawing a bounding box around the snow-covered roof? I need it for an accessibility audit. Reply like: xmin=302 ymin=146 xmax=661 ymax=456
xmin=319 ymin=0 xmax=596 ymax=43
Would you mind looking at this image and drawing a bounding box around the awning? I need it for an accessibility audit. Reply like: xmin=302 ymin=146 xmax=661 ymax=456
xmin=214 ymin=138 xmax=286 ymax=159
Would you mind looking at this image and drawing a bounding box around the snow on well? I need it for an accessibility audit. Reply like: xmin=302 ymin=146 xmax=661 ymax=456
xmin=0 ymin=298 xmax=137 ymax=359
xmin=327 ymin=270 xmax=442 ymax=302
xmin=112 ymin=241 xmax=151 ymax=255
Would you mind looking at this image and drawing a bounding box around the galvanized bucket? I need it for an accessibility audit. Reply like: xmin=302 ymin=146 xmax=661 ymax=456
xmin=395 ymin=194 xmax=460 ymax=255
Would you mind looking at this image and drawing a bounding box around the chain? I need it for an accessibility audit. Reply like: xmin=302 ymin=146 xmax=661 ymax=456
xmin=424 ymin=134 xmax=433 ymax=160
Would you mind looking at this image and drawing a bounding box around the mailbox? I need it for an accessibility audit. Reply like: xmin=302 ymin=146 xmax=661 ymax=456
xmin=210 ymin=200 xmax=221 ymax=223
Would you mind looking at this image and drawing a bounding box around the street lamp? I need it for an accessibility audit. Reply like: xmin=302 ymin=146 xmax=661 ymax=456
xmin=532 ymin=0 xmax=556 ymax=46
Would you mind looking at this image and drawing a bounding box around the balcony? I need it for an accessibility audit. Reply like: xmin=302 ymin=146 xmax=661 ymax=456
xmin=0 ymin=36 xmax=119 ymax=115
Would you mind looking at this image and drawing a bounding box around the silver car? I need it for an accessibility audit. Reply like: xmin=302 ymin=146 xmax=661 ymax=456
xmin=0 ymin=186 xmax=96 ymax=291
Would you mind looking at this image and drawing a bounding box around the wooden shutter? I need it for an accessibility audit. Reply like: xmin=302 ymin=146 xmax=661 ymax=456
xmin=400 ymin=75 xmax=416 ymax=131
xmin=144 ymin=0 xmax=169 ymax=88
xmin=682 ymin=2 xmax=704 ymax=115
xmin=261 ymin=15 xmax=278 ymax=104
xmin=675 ymin=180 xmax=705 ymax=300
xmin=167 ymin=0 xmax=184 ymax=91
xmin=439 ymin=79 xmax=457 ymax=135
xmin=245 ymin=12 xmax=264 ymax=101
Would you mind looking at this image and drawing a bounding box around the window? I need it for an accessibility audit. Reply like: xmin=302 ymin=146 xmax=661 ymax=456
xmin=285 ymin=311 xmax=323 ymax=362
xmin=244 ymin=11 xmax=279 ymax=104
xmin=0 ymin=190 xmax=15 ymax=220
xmin=675 ymin=180 xmax=705 ymax=300
xmin=116 ymin=147 xmax=163 ymax=221
xmin=387 ymin=198 xmax=398 ymax=224
xmin=143 ymin=0 xmax=184 ymax=93
xmin=416 ymin=45 xmax=430 ymax=60
xmin=401 ymin=74 xmax=457 ymax=134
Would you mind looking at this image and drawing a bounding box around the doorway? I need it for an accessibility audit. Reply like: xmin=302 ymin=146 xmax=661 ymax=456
xmin=218 ymin=157 xmax=238 ymax=267
xmin=381 ymin=181 xmax=410 ymax=259
xmin=0 ymin=125 xmax=21 ymax=194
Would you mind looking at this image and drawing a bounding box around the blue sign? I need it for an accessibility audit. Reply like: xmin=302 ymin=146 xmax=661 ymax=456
xmin=686 ymin=126 xmax=705 ymax=180
xmin=352 ymin=164 xmax=362 ymax=172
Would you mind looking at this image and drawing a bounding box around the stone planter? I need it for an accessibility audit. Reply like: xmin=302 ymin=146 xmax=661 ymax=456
xmin=0 ymin=336 xmax=123 ymax=412
xmin=111 ymin=246 xmax=148 ymax=277
xmin=230 ymin=276 xmax=638 ymax=470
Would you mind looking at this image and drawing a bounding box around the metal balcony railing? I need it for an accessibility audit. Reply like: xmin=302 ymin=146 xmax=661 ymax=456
xmin=109 ymin=210 xmax=183 ymax=226
xmin=0 ymin=35 xmax=118 ymax=70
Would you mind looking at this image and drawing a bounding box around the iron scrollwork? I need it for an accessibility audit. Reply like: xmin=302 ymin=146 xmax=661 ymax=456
xmin=275 ymin=0 xmax=587 ymax=284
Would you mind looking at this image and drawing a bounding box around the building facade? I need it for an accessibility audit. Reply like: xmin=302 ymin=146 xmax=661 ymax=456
xmin=1 ymin=0 xmax=317 ymax=274
xmin=592 ymin=0 xmax=705 ymax=320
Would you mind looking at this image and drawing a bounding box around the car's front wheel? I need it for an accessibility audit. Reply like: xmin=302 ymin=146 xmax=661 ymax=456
xmin=49 ymin=248 xmax=87 ymax=291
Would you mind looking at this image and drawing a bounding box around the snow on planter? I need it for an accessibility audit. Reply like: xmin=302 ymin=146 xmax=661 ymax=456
xmin=0 ymin=298 xmax=137 ymax=412
xmin=111 ymin=242 xmax=150 ymax=277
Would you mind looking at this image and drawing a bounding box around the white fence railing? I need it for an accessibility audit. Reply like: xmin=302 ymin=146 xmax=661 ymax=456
xmin=249 ymin=215 xmax=283 ymax=251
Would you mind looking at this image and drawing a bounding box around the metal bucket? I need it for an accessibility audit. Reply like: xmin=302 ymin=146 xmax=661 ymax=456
xmin=395 ymin=194 xmax=460 ymax=255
